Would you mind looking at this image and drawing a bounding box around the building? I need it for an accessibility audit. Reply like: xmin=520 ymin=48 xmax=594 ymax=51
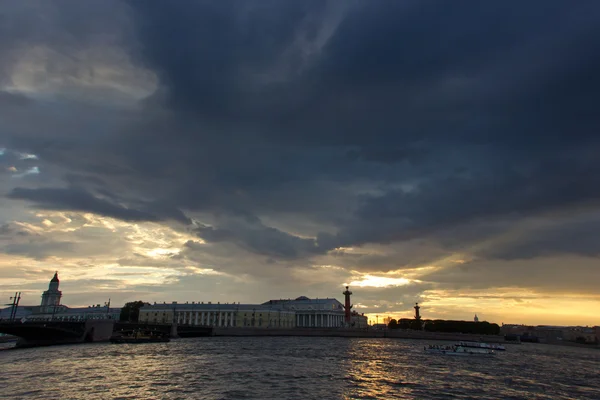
xmin=500 ymin=324 xmax=599 ymax=344
xmin=0 ymin=305 xmax=37 ymax=321
xmin=139 ymin=301 xmax=296 ymax=328
xmin=1 ymin=272 xmax=120 ymax=322
xmin=264 ymin=296 xmax=346 ymax=328
xmin=26 ymin=305 xmax=121 ymax=322
xmin=40 ymin=272 xmax=62 ymax=313
xmin=351 ymin=311 xmax=369 ymax=328
xmin=139 ymin=294 xmax=359 ymax=329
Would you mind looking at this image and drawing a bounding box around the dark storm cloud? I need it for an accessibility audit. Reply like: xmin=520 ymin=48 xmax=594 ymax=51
xmin=7 ymin=187 xmax=188 ymax=224
xmin=3 ymin=0 xmax=600 ymax=266
xmin=0 ymin=91 xmax=31 ymax=107
xmin=477 ymin=215 xmax=600 ymax=260
xmin=194 ymin=219 xmax=327 ymax=259
xmin=338 ymin=152 xmax=600 ymax=247
xmin=4 ymin=240 xmax=76 ymax=260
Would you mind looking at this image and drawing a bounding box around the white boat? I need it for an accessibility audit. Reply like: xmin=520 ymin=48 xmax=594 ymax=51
xmin=457 ymin=341 xmax=506 ymax=351
xmin=424 ymin=343 xmax=496 ymax=356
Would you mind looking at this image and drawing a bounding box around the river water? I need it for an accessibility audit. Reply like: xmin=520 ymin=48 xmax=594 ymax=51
xmin=1 ymin=337 xmax=598 ymax=399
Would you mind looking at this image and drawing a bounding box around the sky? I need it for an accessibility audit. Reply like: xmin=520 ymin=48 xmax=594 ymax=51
xmin=1 ymin=1 xmax=600 ymax=327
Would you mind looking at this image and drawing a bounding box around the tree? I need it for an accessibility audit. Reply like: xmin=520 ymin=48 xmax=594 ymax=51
xmin=388 ymin=319 xmax=398 ymax=330
xmin=119 ymin=301 xmax=146 ymax=322
xmin=410 ymin=318 xmax=423 ymax=330
xmin=422 ymin=319 xmax=500 ymax=334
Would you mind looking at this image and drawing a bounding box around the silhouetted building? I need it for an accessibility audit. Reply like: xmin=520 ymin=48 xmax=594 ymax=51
xmin=139 ymin=295 xmax=357 ymax=328
xmin=139 ymin=301 xmax=296 ymax=327
xmin=41 ymin=272 xmax=62 ymax=313
xmin=0 ymin=272 xmax=120 ymax=322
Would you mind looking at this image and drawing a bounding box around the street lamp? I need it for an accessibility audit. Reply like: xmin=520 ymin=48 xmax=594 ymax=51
xmin=104 ymin=299 xmax=111 ymax=319
xmin=8 ymin=292 xmax=21 ymax=322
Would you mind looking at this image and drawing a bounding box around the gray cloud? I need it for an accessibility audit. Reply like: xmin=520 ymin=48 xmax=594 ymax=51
xmin=1 ymin=1 xmax=600 ymax=313
xmin=7 ymin=187 xmax=190 ymax=224
xmin=476 ymin=214 xmax=600 ymax=260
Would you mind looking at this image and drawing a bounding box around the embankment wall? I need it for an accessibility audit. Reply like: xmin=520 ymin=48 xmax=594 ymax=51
xmin=212 ymin=327 xmax=505 ymax=342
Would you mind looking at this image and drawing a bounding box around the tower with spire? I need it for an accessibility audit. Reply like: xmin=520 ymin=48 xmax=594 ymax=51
xmin=342 ymin=286 xmax=353 ymax=325
xmin=41 ymin=271 xmax=62 ymax=313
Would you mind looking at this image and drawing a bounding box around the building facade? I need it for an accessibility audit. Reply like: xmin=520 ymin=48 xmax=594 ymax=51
xmin=139 ymin=302 xmax=296 ymax=328
xmin=351 ymin=312 xmax=369 ymax=328
xmin=40 ymin=272 xmax=62 ymax=313
xmin=139 ymin=295 xmax=356 ymax=329
xmin=263 ymin=297 xmax=347 ymax=328
xmin=26 ymin=305 xmax=121 ymax=322
xmin=1 ymin=273 xmax=120 ymax=322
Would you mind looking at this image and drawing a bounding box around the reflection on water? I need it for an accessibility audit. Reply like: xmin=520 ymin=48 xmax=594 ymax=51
xmin=0 ymin=337 xmax=598 ymax=399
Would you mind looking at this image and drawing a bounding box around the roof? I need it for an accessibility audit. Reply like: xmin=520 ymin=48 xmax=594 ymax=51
xmin=140 ymin=302 xmax=294 ymax=312
xmin=263 ymin=297 xmax=343 ymax=305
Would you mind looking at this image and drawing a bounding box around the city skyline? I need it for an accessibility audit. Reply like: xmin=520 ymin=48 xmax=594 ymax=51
xmin=4 ymin=271 xmax=597 ymax=327
xmin=2 ymin=2 xmax=600 ymax=327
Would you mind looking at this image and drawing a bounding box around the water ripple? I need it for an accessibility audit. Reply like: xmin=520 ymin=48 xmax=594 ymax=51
xmin=1 ymin=338 xmax=599 ymax=399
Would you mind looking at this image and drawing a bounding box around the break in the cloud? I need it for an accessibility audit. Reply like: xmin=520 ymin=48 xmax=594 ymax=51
xmin=1 ymin=1 xmax=600 ymax=325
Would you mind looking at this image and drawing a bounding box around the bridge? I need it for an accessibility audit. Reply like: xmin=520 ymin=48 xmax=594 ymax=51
xmin=0 ymin=320 xmax=212 ymax=348
xmin=0 ymin=320 xmax=114 ymax=348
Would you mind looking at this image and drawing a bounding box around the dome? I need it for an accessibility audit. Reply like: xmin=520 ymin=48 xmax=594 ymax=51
xmin=295 ymin=296 xmax=309 ymax=301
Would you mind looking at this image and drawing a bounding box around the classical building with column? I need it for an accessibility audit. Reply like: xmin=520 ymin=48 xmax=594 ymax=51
xmin=138 ymin=295 xmax=356 ymax=329
xmin=263 ymin=296 xmax=347 ymax=328
xmin=138 ymin=302 xmax=296 ymax=328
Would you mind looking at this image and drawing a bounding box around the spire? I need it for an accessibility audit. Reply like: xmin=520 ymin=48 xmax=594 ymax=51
xmin=51 ymin=271 xmax=59 ymax=283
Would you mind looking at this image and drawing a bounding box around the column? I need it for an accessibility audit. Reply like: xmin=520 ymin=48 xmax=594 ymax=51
xmin=195 ymin=311 xmax=199 ymax=325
